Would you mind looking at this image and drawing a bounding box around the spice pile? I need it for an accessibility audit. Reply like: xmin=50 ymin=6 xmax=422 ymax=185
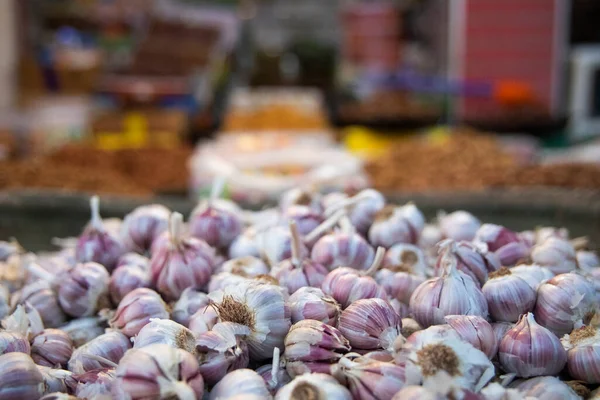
xmin=366 ymin=131 xmax=600 ymax=192
xmin=0 ymin=185 xmax=598 ymax=399
xmin=0 ymin=145 xmax=193 ymax=197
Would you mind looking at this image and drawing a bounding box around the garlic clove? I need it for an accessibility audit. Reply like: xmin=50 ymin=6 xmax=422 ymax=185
xmin=208 ymin=368 xmax=271 ymax=400
xmin=499 ymin=312 xmax=567 ymax=378
xmin=116 ymin=252 xmax=150 ymax=270
xmin=561 ymin=324 xmax=600 ymax=384
xmin=577 ymin=250 xmax=600 ymax=273
xmin=228 ymin=226 xmax=262 ymax=259
xmin=171 ymin=288 xmax=210 ymax=327
xmin=133 ymin=318 xmax=196 ymax=354
xmin=188 ymin=305 xmax=219 ymax=336
xmin=491 ymin=322 xmax=514 ymax=347
xmin=275 ymin=373 xmax=352 ymax=400
xmin=0 ymin=353 xmax=45 ymax=399
xmin=482 ymin=267 xmax=537 ymax=323
xmin=109 ymin=287 xmax=170 ymax=337
xmin=311 ymin=232 xmax=375 ymax=272
xmin=288 ymin=287 xmax=340 ymax=326
xmin=68 ymin=330 xmax=131 ymax=374
xmin=31 ymin=329 xmax=74 ymax=368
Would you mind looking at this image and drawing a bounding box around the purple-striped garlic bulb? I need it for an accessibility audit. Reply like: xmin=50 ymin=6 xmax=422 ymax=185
xmin=280 ymin=187 xmax=323 ymax=213
xmin=499 ymin=312 xmax=567 ymax=378
xmin=511 ymin=376 xmax=582 ymax=400
xmin=283 ymin=205 xmax=323 ymax=239
xmin=338 ymin=298 xmax=401 ymax=353
xmin=75 ymin=196 xmax=124 ymax=272
xmin=331 ymin=353 xmax=406 ymax=399
xmin=382 ymin=243 xmax=428 ymax=274
xmin=325 ymin=188 xmax=385 ymax=235
xmin=531 ymin=237 xmax=578 ymax=275
xmin=509 ymin=264 xmax=554 ymax=290
xmin=474 ymin=223 xmax=530 ymax=267
xmin=68 ymin=330 xmax=131 ymax=374
xmin=109 ymin=261 xmax=150 ymax=305
xmin=561 ymin=324 xmax=600 ymax=384
xmin=409 ymin=241 xmax=488 ymax=328
xmin=368 ymin=203 xmax=425 ymax=248
xmin=109 ymin=288 xmax=170 ymax=337
xmin=433 ymin=240 xmax=500 ymax=287
xmin=13 ymin=279 xmax=67 ymax=328
xmin=59 ymin=317 xmax=105 ymax=348
xmin=120 ymin=204 xmax=170 ymax=253
xmin=284 ymin=320 xmax=350 ymax=377
xmin=0 ymin=353 xmax=45 ymax=399
xmin=73 ymin=368 xmax=115 ymax=400
xmin=57 ymin=261 xmax=110 ymax=318
xmin=444 ymin=315 xmax=497 ymax=360
xmin=578 ymin=250 xmax=599 ymax=273
xmin=439 ymin=210 xmax=481 ymax=242
xmin=2 ymin=304 xmax=44 ymax=341
xmin=195 ymin=322 xmax=251 ymax=386
xmin=133 ymin=319 xmax=196 ymax=354
xmin=288 ymin=287 xmax=340 ymax=326
xmin=311 ymin=213 xmax=375 ymax=271
xmin=116 ymin=252 xmax=149 ymax=269
xmin=400 ymin=325 xmax=494 ymax=392
xmin=220 ymin=256 xmax=269 ymax=278
xmin=0 ymin=331 xmax=30 ymax=356
xmin=31 ymin=329 xmax=73 ymax=368
xmin=208 ymin=369 xmax=271 ymax=400
xmin=113 ymin=344 xmax=204 ymax=400
xmin=491 ymin=322 xmax=514 ymax=347
xmin=228 ymin=226 xmax=262 ymax=259
xmin=376 ymin=244 xmax=428 ymax=305
xmin=482 ymin=267 xmax=537 ymax=323
xmin=208 ymin=272 xmax=249 ymax=293
xmin=209 ymin=280 xmax=291 ymax=361
xmin=272 ymin=221 xmax=329 ymax=294
xmin=150 ymin=212 xmax=217 ymax=301
xmin=257 ymin=347 xmax=291 ymax=394
xmin=321 ymin=247 xmax=388 ymax=309
xmin=275 ymin=373 xmax=352 ymax=400
xmin=171 ymin=288 xmax=210 ymax=327
xmin=534 ymin=272 xmax=597 ymax=336
xmin=189 ymin=178 xmax=243 ymax=250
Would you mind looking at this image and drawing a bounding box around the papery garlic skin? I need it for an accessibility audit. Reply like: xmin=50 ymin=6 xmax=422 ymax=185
xmin=208 ymin=369 xmax=272 ymax=400
xmin=368 ymin=203 xmax=425 ymax=248
xmin=58 ymin=261 xmax=110 ymax=318
xmin=37 ymin=366 xmax=75 ymax=394
xmin=73 ymin=368 xmax=115 ymax=400
xmin=188 ymin=305 xmax=219 ymax=336
xmin=2 ymin=304 xmax=44 ymax=341
xmin=208 ymin=272 xmax=249 ymax=293
xmin=475 ymin=224 xmax=521 ymax=252
xmin=534 ymin=272 xmax=597 ymax=336
xmin=0 ymin=331 xmax=30 ymax=356
xmin=229 ymin=227 xmax=262 ymax=259
xmin=171 ymin=288 xmax=210 ymax=327
xmin=59 ymin=317 xmax=105 ymax=347
xmin=275 ymin=373 xmax=352 ymax=400
xmin=391 ymin=385 xmax=442 ymax=400
xmin=439 ymin=210 xmax=481 ymax=242
xmin=109 ymin=288 xmax=170 ymax=337
xmin=561 ymin=325 xmax=600 ymax=383
xmin=209 ymin=281 xmax=291 ymax=361
xmin=39 ymin=393 xmax=79 ymax=400
xmin=284 ymin=320 xmax=350 ymax=377
xmin=382 ymin=243 xmax=428 ymax=273
xmin=509 ymin=264 xmax=554 ymax=290
xmin=195 ymin=322 xmax=251 ymax=386
xmin=481 ymin=382 xmax=531 ymax=400
xmin=531 ymin=237 xmax=578 ymax=275
xmin=220 ymin=256 xmax=269 ymax=278
xmin=68 ymin=330 xmax=131 ymax=374
xmin=258 ymin=226 xmax=309 ymax=267
xmin=491 ymin=322 xmax=514 ymax=347
xmin=482 ymin=268 xmax=537 ymax=322
xmin=434 ymin=241 xmax=500 ymax=287
xmin=31 ymin=329 xmax=74 ymax=368
xmin=133 ymin=318 xmax=196 ymax=354
xmin=120 ymin=204 xmax=170 ymax=253
xmin=0 ymin=352 xmax=45 ymax=399
xmin=445 ymin=315 xmax=497 ymax=360
xmin=499 ymin=313 xmax=566 ymax=378
xmin=338 ymin=298 xmax=401 ymax=353
xmin=116 ymin=252 xmax=149 ymax=270
xmin=288 ymin=287 xmax=340 ymax=326
xmin=113 ymin=344 xmax=204 ymax=400
xmin=511 ymin=376 xmax=582 ymax=400
xmin=109 ymin=262 xmax=151 ymax=305
xmin=280 ymin=187 xmax=323 ymax=213
xmin=13 ymin=280 xmax=67 ymax=328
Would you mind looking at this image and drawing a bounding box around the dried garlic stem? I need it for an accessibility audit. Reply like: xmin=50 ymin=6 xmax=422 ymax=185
xmin=364 ymin=247 xmax=386 ymax=277
xmin=270 ymin=347 xmax=281 ymax=388
xmin=305 ymin=210 xmax=345 ymax=243
xmin=90 ymin=195 xmax=103 ymax=231
xmin=209 ymin=176 xmax=226 ymax=206
xmin=289 ymin=222 xmax=303 ymax=269
xmin=169 ymin=212 xmax=184 ymax=247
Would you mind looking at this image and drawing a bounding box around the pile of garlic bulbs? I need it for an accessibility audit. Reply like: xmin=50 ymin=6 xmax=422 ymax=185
xmin=0 ymin=186 xmax=598 ymax=400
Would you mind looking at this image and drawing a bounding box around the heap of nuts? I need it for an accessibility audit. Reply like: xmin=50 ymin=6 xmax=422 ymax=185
xmin=0 ymin=183 xmax=599 ymax=399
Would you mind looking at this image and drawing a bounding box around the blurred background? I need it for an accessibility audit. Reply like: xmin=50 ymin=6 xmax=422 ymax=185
xmin=1 ymin=0 xmax=600 ymax=207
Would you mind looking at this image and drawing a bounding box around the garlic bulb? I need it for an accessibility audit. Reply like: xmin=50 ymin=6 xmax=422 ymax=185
xmin=0 ymin=353 xmax=45 ymax=399
xmin=375 ymin=269 xmax=426 ymax=306
xmin=511 ymin=376 xmax=582 ymax=400
xmin=116 ymin=252 xmax=149 ymax=269
xmin=196 ymin=322 xmax=251 ymax=386
xmin=368 ymin=203 xmax=425 ymax=248
xmin=113 ymin=344 xmax=204 ymax=400
xmin=327 ymin=189 xmax=385 ymax=235
xmin=481 ymin=382 xmax=531 ymax=400
xmin=534 ymin=272 xmax=597 ymax=336
xmin=229 ymin=226 xmax=262 ymax=259
xmin=331 ymin=353 xmax=406 ymax=400
xmin=73 ymin=368 xmax=115 ymax=400
xmin=109 ymin=262 xmax=151 ymax=304
xmin=284 ymin=320 xmax=350 ymax=377
xmin=280 ymin=187 xmax=323 ymax=213
xmin=13 ymin=280 xmax=67 ymax=328
xmin=59 ymin=317 xmax=105 ymax=347
xmin=58 ymin=261 xmax=110 ymax=318
xmin=338 ymin=298 xmax=401 ymax=353
xmin=439 ymin=210 xmax=481 ymax=242
xmin=509 ymin=264 xmax=554 ymax=290
xmin=272 ymin=221 xmax=329 ymax=294
xmin=150 ymin=212 xmax=217 ymax=301
xmin=68 ymin=330 xmax=131 ymax=374
xmin=577 ymin=250 xmax=599 ymax=272
xmin=257 ymin=348 xmax=291 ymax=393
xmin=288 ymin=287 xmax=340 ymax=326
xmin=400 ymin=325 xmax=494 ymax=391
xmin=208 ymin=272 xmax=249 ymax=292
xmin=376 ymin=244 xmax=428 ymax=305
xmin=531 ymin=237 xmax=578 ymax=275
xmin=0 ymin=331 xmax=30 ymax=356
xmin=561 ymin=324 xmax=600 ymax=383
xmin=259 ymin=225 xmax=309 ymax=267
xmin=109 ymin=288 xmax=170 ymax=337
xmin=189 ymin=192 xmax=243 ymax=250
xmin=409 ymin=241 xmax=488 ymax=328
xmin=209 ymin=280 xmax=291 ymax=360
xmin=75 ymin=196 xmax=125 ymax=271
xmin=283 ymin=205 xmax=323 ymax=239
xmin=31 ymin=329 xmax=74 ymax=368
xmin=209 ymin=369 xmax=272 ymax=400
xmin=37 ymin=366 xmax=75 ymax=394
xmin=220 ymin=256 xmax=269 ymax=278
xmin=120 ymin=204 xmax=170 ymax=253
xmin=491 ymin=322 xmax=514 ymax=347
xmin=133 ymin=319 xmax=196 ymax=354
xmin=445 ymin=315 xmax=497 ymax=359
xmin=499 ymin=312 xmax=566 ymax=377
xmin=482 ymin=267 xmax=537 ymax=322
xmin=321 ymin=247 xmax=388 ymax=309
xmin=188 ymin=304 xmax=219 ymax=335
xmin=171 ymin=288 xmax=210 ymax=327
xmin=433 ymin=240 xmax=500 ymax=287
xmin=2 ymin=304 xmax=44 ymax=341
xmin=475 ymin=224 xmax=530 ymax=267
xmin=275 ymin=373 xmax=352 ymax=400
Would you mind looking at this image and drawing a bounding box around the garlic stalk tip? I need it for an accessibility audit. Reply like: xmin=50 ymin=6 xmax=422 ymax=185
xmin=209 ymin=176 xmax=226 ymax=205
xmin=169 ymin=212 xmax=184 ymax=246
xmin=305 ymin=209 xmax=345 ymax=243
xmin=364 ymin=246 xmax=385 ymax=277
xmin=270 ymin=347 xmax=280 ymax=388
xmin=90 ymin=195 xmax=103 ymax=231
xmin=288 ymin=221 xmax=302 ymax=268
